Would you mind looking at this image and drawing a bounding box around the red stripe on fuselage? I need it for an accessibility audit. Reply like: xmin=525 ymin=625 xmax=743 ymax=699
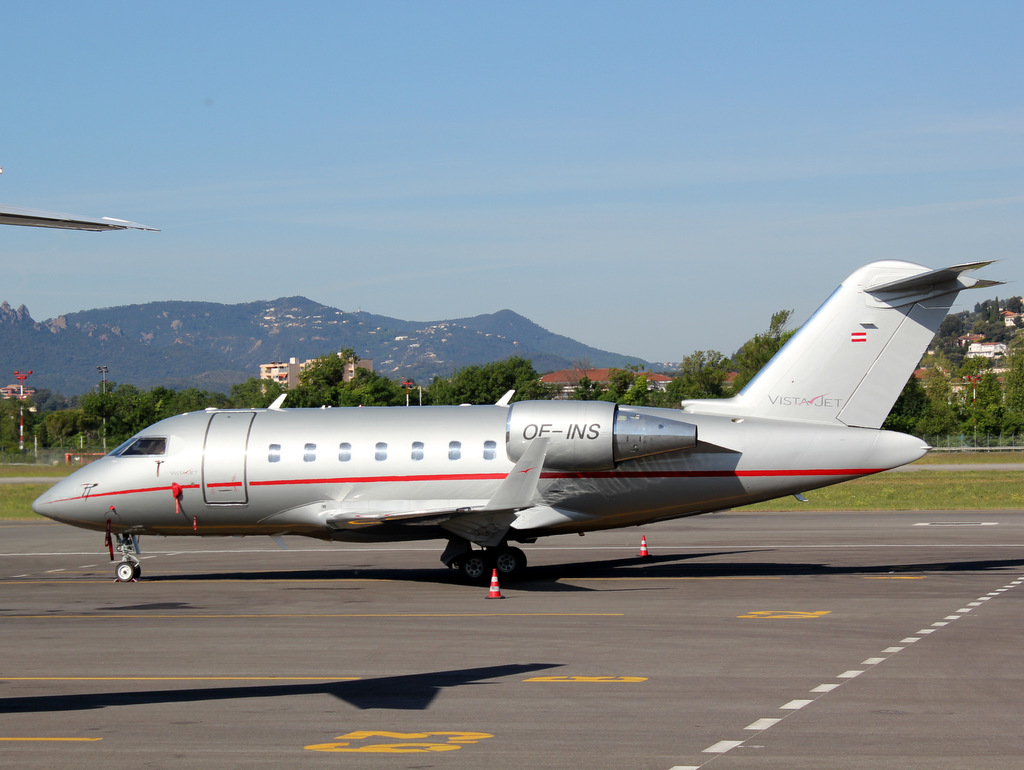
xmin=41 ymin=468 xmax=885 ymax=506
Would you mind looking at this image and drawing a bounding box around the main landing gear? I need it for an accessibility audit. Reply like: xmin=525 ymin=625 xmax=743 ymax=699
xmin=454 ymin=546 xmax=527 ymax=583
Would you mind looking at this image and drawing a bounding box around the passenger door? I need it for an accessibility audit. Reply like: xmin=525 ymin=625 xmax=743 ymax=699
xmin=202 ymin=412 xmax=255 ymax=504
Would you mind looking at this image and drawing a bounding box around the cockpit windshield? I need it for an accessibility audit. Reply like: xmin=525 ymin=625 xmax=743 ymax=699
xmin=110 ymin=436 xmax=168 ymax=457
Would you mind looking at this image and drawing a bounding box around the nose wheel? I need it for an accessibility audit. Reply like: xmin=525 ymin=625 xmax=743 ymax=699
xmin=115 ymin=561 xmax=140 ymax=582
xmin=111 ymin=533 xmax=142 ymax=582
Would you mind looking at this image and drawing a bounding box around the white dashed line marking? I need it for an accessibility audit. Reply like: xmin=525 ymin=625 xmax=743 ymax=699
xmin=780 ymin=699 xmax=813 ymax=710
xmin=667 ymin=572 xmax=1024 ymax=769
xmin=703 ymin=740 xmax=744 ymax=754
xmin=811 ymin=683 xmax=840 ymax=693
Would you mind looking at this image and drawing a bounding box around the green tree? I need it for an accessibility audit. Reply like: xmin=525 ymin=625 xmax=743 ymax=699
xmin=335 ymin=369 xmax=405 ymax=406
xmin=731 ymin=309 xmax=796 ymax=392
xmin=428 ymin=357 xmax=550 ymax=405
xmin=670 ymin=349 xmax=731 ymax=400
xmin=1004 ymin=352 xmax=1024 ymax=415
xmin=882 ymin=376 xmax=928 ymax=433
xmin=915 ymin=369 xmax=960 ymax=437
xmin=963 ymin=370 xmax=1004 ymax=436
xmin=230 ymin=377 xmax=285 ymax=408
xmin=43 ymin=409 xmax=85 ymax=446
xmin=570 ymin=375 xmax=604 ymax=401
xmin=287 ymin=349 xmax=358 ymax=407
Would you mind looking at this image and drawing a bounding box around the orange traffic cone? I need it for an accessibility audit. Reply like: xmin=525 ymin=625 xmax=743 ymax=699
xmin=486 ymin=568 xmax=504 ymax=599
xmin=638 ymin=535 xmax=650 ymax=558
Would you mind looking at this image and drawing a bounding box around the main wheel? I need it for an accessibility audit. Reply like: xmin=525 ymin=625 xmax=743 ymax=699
xmin=115 ymin=562 xmax=136 ymax=582
xmin=493 ymin=547 xmax=527 ymax=579
xmin=459 ymin=553 xmax=490 ymax=582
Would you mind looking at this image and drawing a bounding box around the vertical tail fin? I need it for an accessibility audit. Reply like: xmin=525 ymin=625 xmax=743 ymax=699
xmin=682 ymin=260 xmax=1000 ymax=428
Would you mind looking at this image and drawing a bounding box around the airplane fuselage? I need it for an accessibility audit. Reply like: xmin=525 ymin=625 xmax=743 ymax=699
xmin=34 ymin=402 xmax=927 ymax=544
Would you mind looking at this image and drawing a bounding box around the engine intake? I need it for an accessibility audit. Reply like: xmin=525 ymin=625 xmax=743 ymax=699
xmin=506 ymin=401 xmax=697 ymax=471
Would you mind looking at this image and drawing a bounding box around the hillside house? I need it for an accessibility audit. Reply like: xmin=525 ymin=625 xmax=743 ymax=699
xmin=540 ymin=368 xmax=672 ymax=399
xmin=259 ymin=355 xmax=374 ymax=389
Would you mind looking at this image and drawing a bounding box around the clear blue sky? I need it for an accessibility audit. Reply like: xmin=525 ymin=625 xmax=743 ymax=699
xmin=2 ymin=1 xmax=1022 ymax=365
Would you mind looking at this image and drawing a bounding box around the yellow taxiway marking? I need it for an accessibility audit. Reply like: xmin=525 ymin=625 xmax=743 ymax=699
xmin=306 ymin=731 xmax=493 ymax=753
xmin=3 ymin=676 xmax=360 ymax=682
xmin=737 ymin=610 xmax=831 ymax=619
xmin=5 ymin=612 xmax=623 ymax=619
xmin=524 ymin=676 xmax=648 ymax=683
xmin=574 ymin=576 xmax=782 ymax=581
xmin=864 ymin=576 xmax=926 ymax=579
xmin=0 ymin=737 xmax=102 ymax=742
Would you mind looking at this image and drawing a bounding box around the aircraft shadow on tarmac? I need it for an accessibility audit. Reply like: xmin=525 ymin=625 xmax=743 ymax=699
xmin=0 ymin=662 xmax=562 ymax=714
xmin=141 ymin=551 xmax=1024 ymax=590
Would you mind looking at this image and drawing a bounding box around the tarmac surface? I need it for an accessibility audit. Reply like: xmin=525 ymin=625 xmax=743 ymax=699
xmin=2 ymin=510 xmax=1023 ymax=769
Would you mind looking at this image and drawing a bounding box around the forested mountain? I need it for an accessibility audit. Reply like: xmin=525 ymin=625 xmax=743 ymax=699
xmin=0 ymin=298 xmax=647 ymax=396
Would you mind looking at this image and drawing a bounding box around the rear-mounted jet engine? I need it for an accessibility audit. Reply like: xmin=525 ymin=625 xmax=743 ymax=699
xmin=506 ymin=401 xmax=697 ymax=471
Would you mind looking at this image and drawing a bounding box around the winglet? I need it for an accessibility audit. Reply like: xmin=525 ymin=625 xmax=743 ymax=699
xmin=483 ymin=438 xmax=548 ymax=511
xmin=495 ymin=389 xmax=515 ymax=406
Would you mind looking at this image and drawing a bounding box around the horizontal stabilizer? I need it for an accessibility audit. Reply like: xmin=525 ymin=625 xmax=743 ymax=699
xmin=867 ymin=261 xmax=1002 ymax=294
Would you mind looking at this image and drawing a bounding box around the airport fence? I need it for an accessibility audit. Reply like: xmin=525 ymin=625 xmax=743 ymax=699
xmin=916 ymin=434 xmax=1024 ymax=452
xmin=0 ymin=448 xmax=106 ymax=467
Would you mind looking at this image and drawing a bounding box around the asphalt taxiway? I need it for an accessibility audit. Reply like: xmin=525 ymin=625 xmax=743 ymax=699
xmin=2 ymin=510 xmax=1023 ymax=769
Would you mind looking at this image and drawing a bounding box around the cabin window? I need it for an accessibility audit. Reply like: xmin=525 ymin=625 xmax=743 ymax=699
xmin=411 ymin=441 xmax=424 ymax=461
xmin=483 ymin=440 xmax=497 ymax=460
xmin=375 ymin=442 xmax=388 ymax=461
xmin=114 ymin=436 xmax=168 ymax=457
xmin=448 ymin=440 xmax=462 ymax=460
xmin=268 ymin=443 xmax=281 ymax=463
xmin=303 ymin=443 xmax=317 ymax=462
xmin=338 ymin=442 xmax=352 ymax=462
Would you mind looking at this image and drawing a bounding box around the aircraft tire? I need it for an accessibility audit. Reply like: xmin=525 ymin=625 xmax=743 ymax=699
xmin=115 ymin=562 xmax=136 ymax=582
xmin=458 ymin=553 xmax=490 ymax=583
xmin=493 ymin=547 xmax=527 ymax=579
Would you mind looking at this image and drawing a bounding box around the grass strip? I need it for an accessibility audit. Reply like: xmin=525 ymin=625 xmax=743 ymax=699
xmin=740 ymin=471 xmax=1024 ymax=511
xmin=0 ymin=484 xmax=56 ymax=519
xmin=0 ymin=465 xmax=80 ymax=478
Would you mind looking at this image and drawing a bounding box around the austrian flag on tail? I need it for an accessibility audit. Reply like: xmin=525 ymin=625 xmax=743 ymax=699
xmin=851 ymin=331 xmax=868 ymax=343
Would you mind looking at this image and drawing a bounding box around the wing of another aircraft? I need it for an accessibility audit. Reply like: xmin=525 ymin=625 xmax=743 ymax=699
xmin=0 ymin=203 xmax=158 ymax=231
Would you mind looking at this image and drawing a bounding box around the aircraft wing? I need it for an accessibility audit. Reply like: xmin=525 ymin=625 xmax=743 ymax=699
xmin=0 ymin=203 xmax=158 ymax=231
xmin=324 ymin=439 xmax=552 ymax=545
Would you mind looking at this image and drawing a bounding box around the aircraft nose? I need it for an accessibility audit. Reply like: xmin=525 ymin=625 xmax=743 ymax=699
xmin=32 ymin=475 xmax=87 ymax=523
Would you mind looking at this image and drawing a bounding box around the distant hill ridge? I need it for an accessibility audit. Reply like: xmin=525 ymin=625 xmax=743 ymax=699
xmin=0 ymin=297 xmax=648 ymax=396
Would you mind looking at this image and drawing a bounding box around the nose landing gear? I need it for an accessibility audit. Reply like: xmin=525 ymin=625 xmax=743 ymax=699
xmin=111 ymin=533 xmax=142 ymax=582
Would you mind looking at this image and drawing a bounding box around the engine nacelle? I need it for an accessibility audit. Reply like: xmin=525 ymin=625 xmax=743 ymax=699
xmin=506 ymin=401 xmax=697 ymax=471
